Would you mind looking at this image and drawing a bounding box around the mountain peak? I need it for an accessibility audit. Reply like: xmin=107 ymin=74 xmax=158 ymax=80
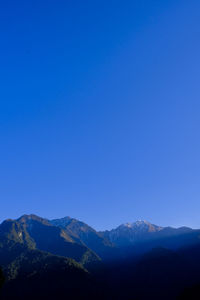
xmin=119 ymin=220 xmax=163 ymax=232
xmin=17 ymin=214 xmax=50 ymax=225
xmin=123 ymin=220 xmax=152 ymax=228
xmin=100 ymin=220 xmax=165 ymax=247
xmin=50 ymin=216 xmax=74 ymax=228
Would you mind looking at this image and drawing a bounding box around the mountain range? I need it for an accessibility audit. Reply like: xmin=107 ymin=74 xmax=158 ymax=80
xmin=1 ymin=214 xmax=200 ymax=299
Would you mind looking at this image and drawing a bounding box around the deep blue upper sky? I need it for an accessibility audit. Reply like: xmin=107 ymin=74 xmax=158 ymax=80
xmin=0 ymin=0 xmax=200 ymax=230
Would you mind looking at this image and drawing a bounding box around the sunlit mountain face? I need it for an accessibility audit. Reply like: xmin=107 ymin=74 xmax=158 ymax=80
xmin=1 ymin=214 xmax=200 ymax=300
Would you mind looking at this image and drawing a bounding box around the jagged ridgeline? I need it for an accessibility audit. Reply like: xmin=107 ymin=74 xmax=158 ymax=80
xmin=0 ymin=215 xmax=104 ymax=300
xmin=1 ymin=214 xmax=200 ymax=299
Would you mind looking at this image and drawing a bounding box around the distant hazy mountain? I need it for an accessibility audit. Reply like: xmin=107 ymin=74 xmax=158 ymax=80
xmin=100 ymin=220 xmax=163 ymax=247
xmin=100 ymin=220 xmax=195 ymax=250
xmin=50 ymin=217 xmax=115 ymax=259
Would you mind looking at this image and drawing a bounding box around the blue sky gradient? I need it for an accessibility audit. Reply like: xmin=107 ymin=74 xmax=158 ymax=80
xmin=0 ymin=0 xmax=200 ymax=229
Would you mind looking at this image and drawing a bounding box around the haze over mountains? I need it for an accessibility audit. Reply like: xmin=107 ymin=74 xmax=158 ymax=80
xmin=1 ymin=214 xmax=200 ymax=299
xmin=0 ymin=214 xmax=199 ymax=261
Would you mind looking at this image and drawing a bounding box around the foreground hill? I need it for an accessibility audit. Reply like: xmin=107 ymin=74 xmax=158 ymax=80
xmin=98 ymin=243 xmax=200 ymax=299
xmin=1 ymin=214 xmax=200 ymax=299
xmin=0 ymin=249 xmax=101 ymax=300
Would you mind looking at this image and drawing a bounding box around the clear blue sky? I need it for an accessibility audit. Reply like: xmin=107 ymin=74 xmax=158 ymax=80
xmin=0 ymin=0 xmax=200 ymax=230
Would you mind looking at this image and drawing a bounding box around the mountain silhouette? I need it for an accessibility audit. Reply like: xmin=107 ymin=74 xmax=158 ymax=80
xmin=1 ymin=214 xmax=200 ymax=299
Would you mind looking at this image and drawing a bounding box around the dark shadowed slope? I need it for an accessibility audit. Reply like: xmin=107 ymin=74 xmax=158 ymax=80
xmin=1 ymin=248 xmax=102 ymax=300
xmin=2 ymin=215 xmax=200 ymax=299
xmin=0 ymin=267 xmax=5 ymax=291
xmin=95 ymin=244 xmax=200 ymax=300
xmin=50 ymin=217 xmax=115 ymax=259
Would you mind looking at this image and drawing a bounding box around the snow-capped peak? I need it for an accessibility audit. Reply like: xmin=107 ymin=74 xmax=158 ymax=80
xmin=122 ymin=220 xmax=151 ymax=228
